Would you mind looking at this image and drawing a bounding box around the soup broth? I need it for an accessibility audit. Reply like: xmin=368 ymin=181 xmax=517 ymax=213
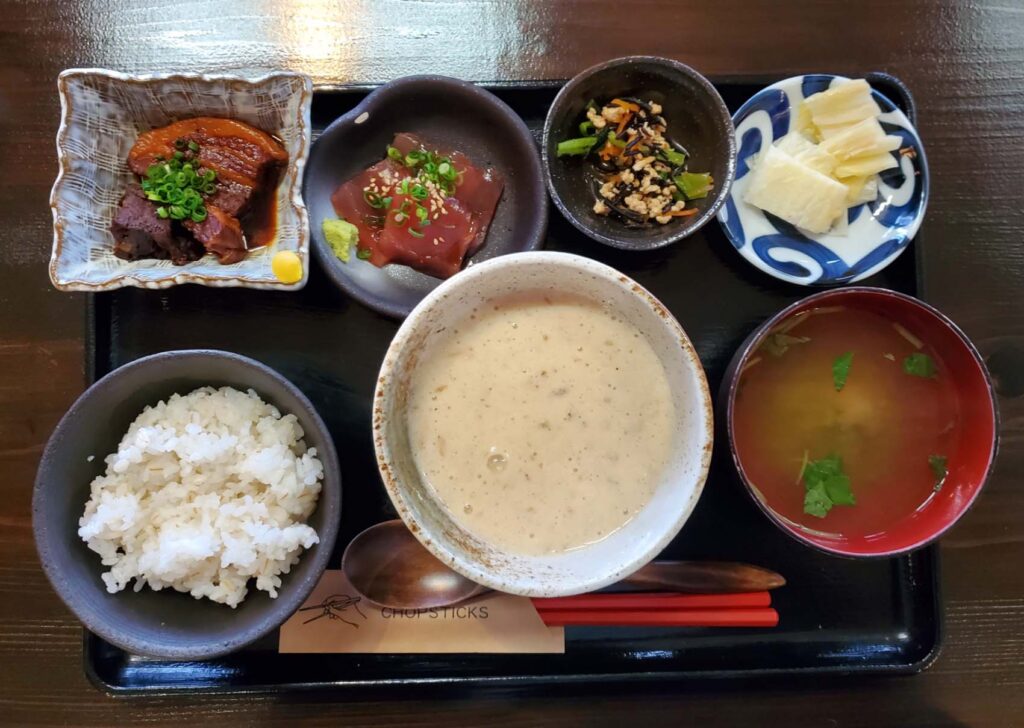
xmin=406 ymin=293 xmax=676 ymax=555
xmin=732 ymin=306 xmax=961 ymax=538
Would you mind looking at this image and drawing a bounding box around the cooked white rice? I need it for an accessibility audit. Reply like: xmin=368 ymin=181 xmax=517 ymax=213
xmin=78 ymin=386 xmax=324 ymax=607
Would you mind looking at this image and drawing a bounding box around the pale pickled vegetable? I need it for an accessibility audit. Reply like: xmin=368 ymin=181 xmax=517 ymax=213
xmin=834 ymin=151 xmax=899 ymax=178
xmin=744 ymin=145 xmax=848 ymax=234
xmin=840 ymin=175 xmax=879 ymax=205
xmin=744 ymin=78 xmax=907 ymax=233
xmin=819 ymin=118 xmax=899 ymax=161
xmin=776 ymin=134 xmax=838 ymax=175
xmin=802 ymin=79 xmax=881 ymax=138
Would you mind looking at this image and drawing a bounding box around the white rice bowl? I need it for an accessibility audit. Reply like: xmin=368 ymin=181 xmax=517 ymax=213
xmin=78 ymin=386 xmax=324 ymax=607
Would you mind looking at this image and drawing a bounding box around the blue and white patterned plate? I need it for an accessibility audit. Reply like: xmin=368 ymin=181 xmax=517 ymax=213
xmin=717 ymin=74 xmax=928 ymax=286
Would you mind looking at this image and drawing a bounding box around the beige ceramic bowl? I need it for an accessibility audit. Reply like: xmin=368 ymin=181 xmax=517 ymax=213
xmin=373 ymin=252 xmax=714 ymax=597
xmin=50 ymin=69 xmax=312 ymax=291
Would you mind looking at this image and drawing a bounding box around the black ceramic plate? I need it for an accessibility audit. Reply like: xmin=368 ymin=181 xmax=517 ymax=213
xmin=304 ymin=75 xmax=548 ymax=319
xmin=82 ymin=74 xmax=939 ymax=695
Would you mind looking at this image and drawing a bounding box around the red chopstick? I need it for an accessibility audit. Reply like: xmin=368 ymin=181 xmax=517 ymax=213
xmin=538 ymin=607 xmax=779 ymax=628
xmin=531 ymin=591 xmax=771 ymax=611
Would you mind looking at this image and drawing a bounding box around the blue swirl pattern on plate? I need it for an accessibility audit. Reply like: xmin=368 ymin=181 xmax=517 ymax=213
xmin=716 ymin=75 xmax=929 ymax=286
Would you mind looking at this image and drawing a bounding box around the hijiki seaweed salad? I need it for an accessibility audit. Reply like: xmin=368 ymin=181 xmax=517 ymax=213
xmin=557 ymin=98 xmax=713 ymax=226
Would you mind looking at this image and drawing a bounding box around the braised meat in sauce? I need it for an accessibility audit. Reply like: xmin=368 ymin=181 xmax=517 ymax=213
xmin=110 ymin=117 xmax=287 ymax=265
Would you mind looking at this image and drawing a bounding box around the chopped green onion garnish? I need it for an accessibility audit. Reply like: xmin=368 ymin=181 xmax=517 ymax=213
xmin=141 ymin=148 xmax=217 ymax=220
xmin=411 ymin=184 xmax=429 ymax=201
xmin=556 ymin=136 xmax=598 ymax=157
xmin=387 ymin=146 xmax=402 ymax=162
xmin=357 ymin=248 xmax=373 ymax=260
xmin=363 ymin=189 xmax=384 ymax=208
xmin=174 ymin=138 xmax=187 ymax=151
xmin=416 ymin=205 xmax=428 ymax=222
xmin=380 ymin=196 xmax=392 ymax=208
xmin=437 ymin=162 xmax=453 ymax=179
xmin=404 ymin=150 xmax=427 ymax=168
xmin=187 ymin=141 xmax=199 ymax=152
xmin=408 ymin=228 xmax=424 ymax=238
xmin=393 ymin=212 xmax=408 ymax=224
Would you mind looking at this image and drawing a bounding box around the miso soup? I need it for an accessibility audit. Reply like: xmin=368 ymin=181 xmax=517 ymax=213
xmin=732 ymin=306 xmax=961 ymax=538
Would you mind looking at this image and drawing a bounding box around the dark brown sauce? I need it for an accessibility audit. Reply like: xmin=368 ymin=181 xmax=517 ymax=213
xmin=240 ymin=163 xmax=282 ymax=249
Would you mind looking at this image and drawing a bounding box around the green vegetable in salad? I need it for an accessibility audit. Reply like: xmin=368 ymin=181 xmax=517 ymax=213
xmin=556 ymin=137 xmax=598 ymax=157
xmin=673 ymin=172 xmax=714 ymax=200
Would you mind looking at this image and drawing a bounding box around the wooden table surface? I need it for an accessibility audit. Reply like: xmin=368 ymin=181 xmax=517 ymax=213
xmin=3 ymin=0 xmax=1023 ymax=725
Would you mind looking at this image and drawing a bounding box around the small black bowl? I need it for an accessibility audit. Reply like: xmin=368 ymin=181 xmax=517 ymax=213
xmin=305 ymin=75 xmax=548 ymax=319
xmin=542 ymin=56 xmax=737 ymax=250
xmin=33 ymin=350 xmax=341 ymax=660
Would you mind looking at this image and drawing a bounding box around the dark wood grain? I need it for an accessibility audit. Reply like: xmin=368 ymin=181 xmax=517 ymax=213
xmin=2 ymin=0 xmax=1023 ymax=725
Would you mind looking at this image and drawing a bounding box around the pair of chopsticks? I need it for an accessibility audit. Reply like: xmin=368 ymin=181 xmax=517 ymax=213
xmin=530 ymin=591 xmax=778 ymax=628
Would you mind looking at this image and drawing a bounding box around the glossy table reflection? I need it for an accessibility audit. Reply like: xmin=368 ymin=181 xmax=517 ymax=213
xmin=2 ymin=0 xmax=1023 ymax=725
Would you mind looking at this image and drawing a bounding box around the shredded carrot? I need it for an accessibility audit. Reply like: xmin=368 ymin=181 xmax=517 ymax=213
xmin=616 ymin=112 xmax=632 ymax=136
xmin=611 ymin=98 xmax=640 ymax=113
xmin=598 ymin=141 xmax=621 ymax=160
xmin=667 ymin=208 xmax=699 ymax=217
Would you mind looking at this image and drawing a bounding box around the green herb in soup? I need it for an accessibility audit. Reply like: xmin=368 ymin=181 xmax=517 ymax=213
xmin=733 ymin=306 xmax=960 ymax=536
xmin=904 ymin=352 xmax=937 ymax=378
xmin=929 ymin=454 xmax=949 ymax=491
xmin=832 ymin=351 xmax=854 ymax=391
xmin=800 ymin=453 xmax=855 ymax=518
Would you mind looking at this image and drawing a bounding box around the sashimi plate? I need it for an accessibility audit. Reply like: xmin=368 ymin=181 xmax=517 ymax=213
xmin=717 ymin=74 xmax=928 ymax=286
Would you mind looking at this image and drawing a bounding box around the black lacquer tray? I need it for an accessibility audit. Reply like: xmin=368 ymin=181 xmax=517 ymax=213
xmin=83 ymin=73 xmax=940 ymax=694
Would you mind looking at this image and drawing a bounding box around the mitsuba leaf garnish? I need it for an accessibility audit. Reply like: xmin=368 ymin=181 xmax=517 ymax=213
xmin=833 ymin=351 xmax=854 ymax=391
xmin=763 ymin=333 xmax=811 ymax=357
xmin=802 ymin=453 xmax=856 ymax=518
xmin=929 ymin=455 xmax=948 ymax=491
xmin=903 ymin=352 xmax=937 ymax=378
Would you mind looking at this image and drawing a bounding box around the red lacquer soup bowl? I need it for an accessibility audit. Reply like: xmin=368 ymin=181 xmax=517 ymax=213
xmin=722 ymin=287 xmax=998 ymax=558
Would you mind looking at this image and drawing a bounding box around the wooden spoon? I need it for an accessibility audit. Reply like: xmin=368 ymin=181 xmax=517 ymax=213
xmin=342 ymin=520 xmax=785 ymax=609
